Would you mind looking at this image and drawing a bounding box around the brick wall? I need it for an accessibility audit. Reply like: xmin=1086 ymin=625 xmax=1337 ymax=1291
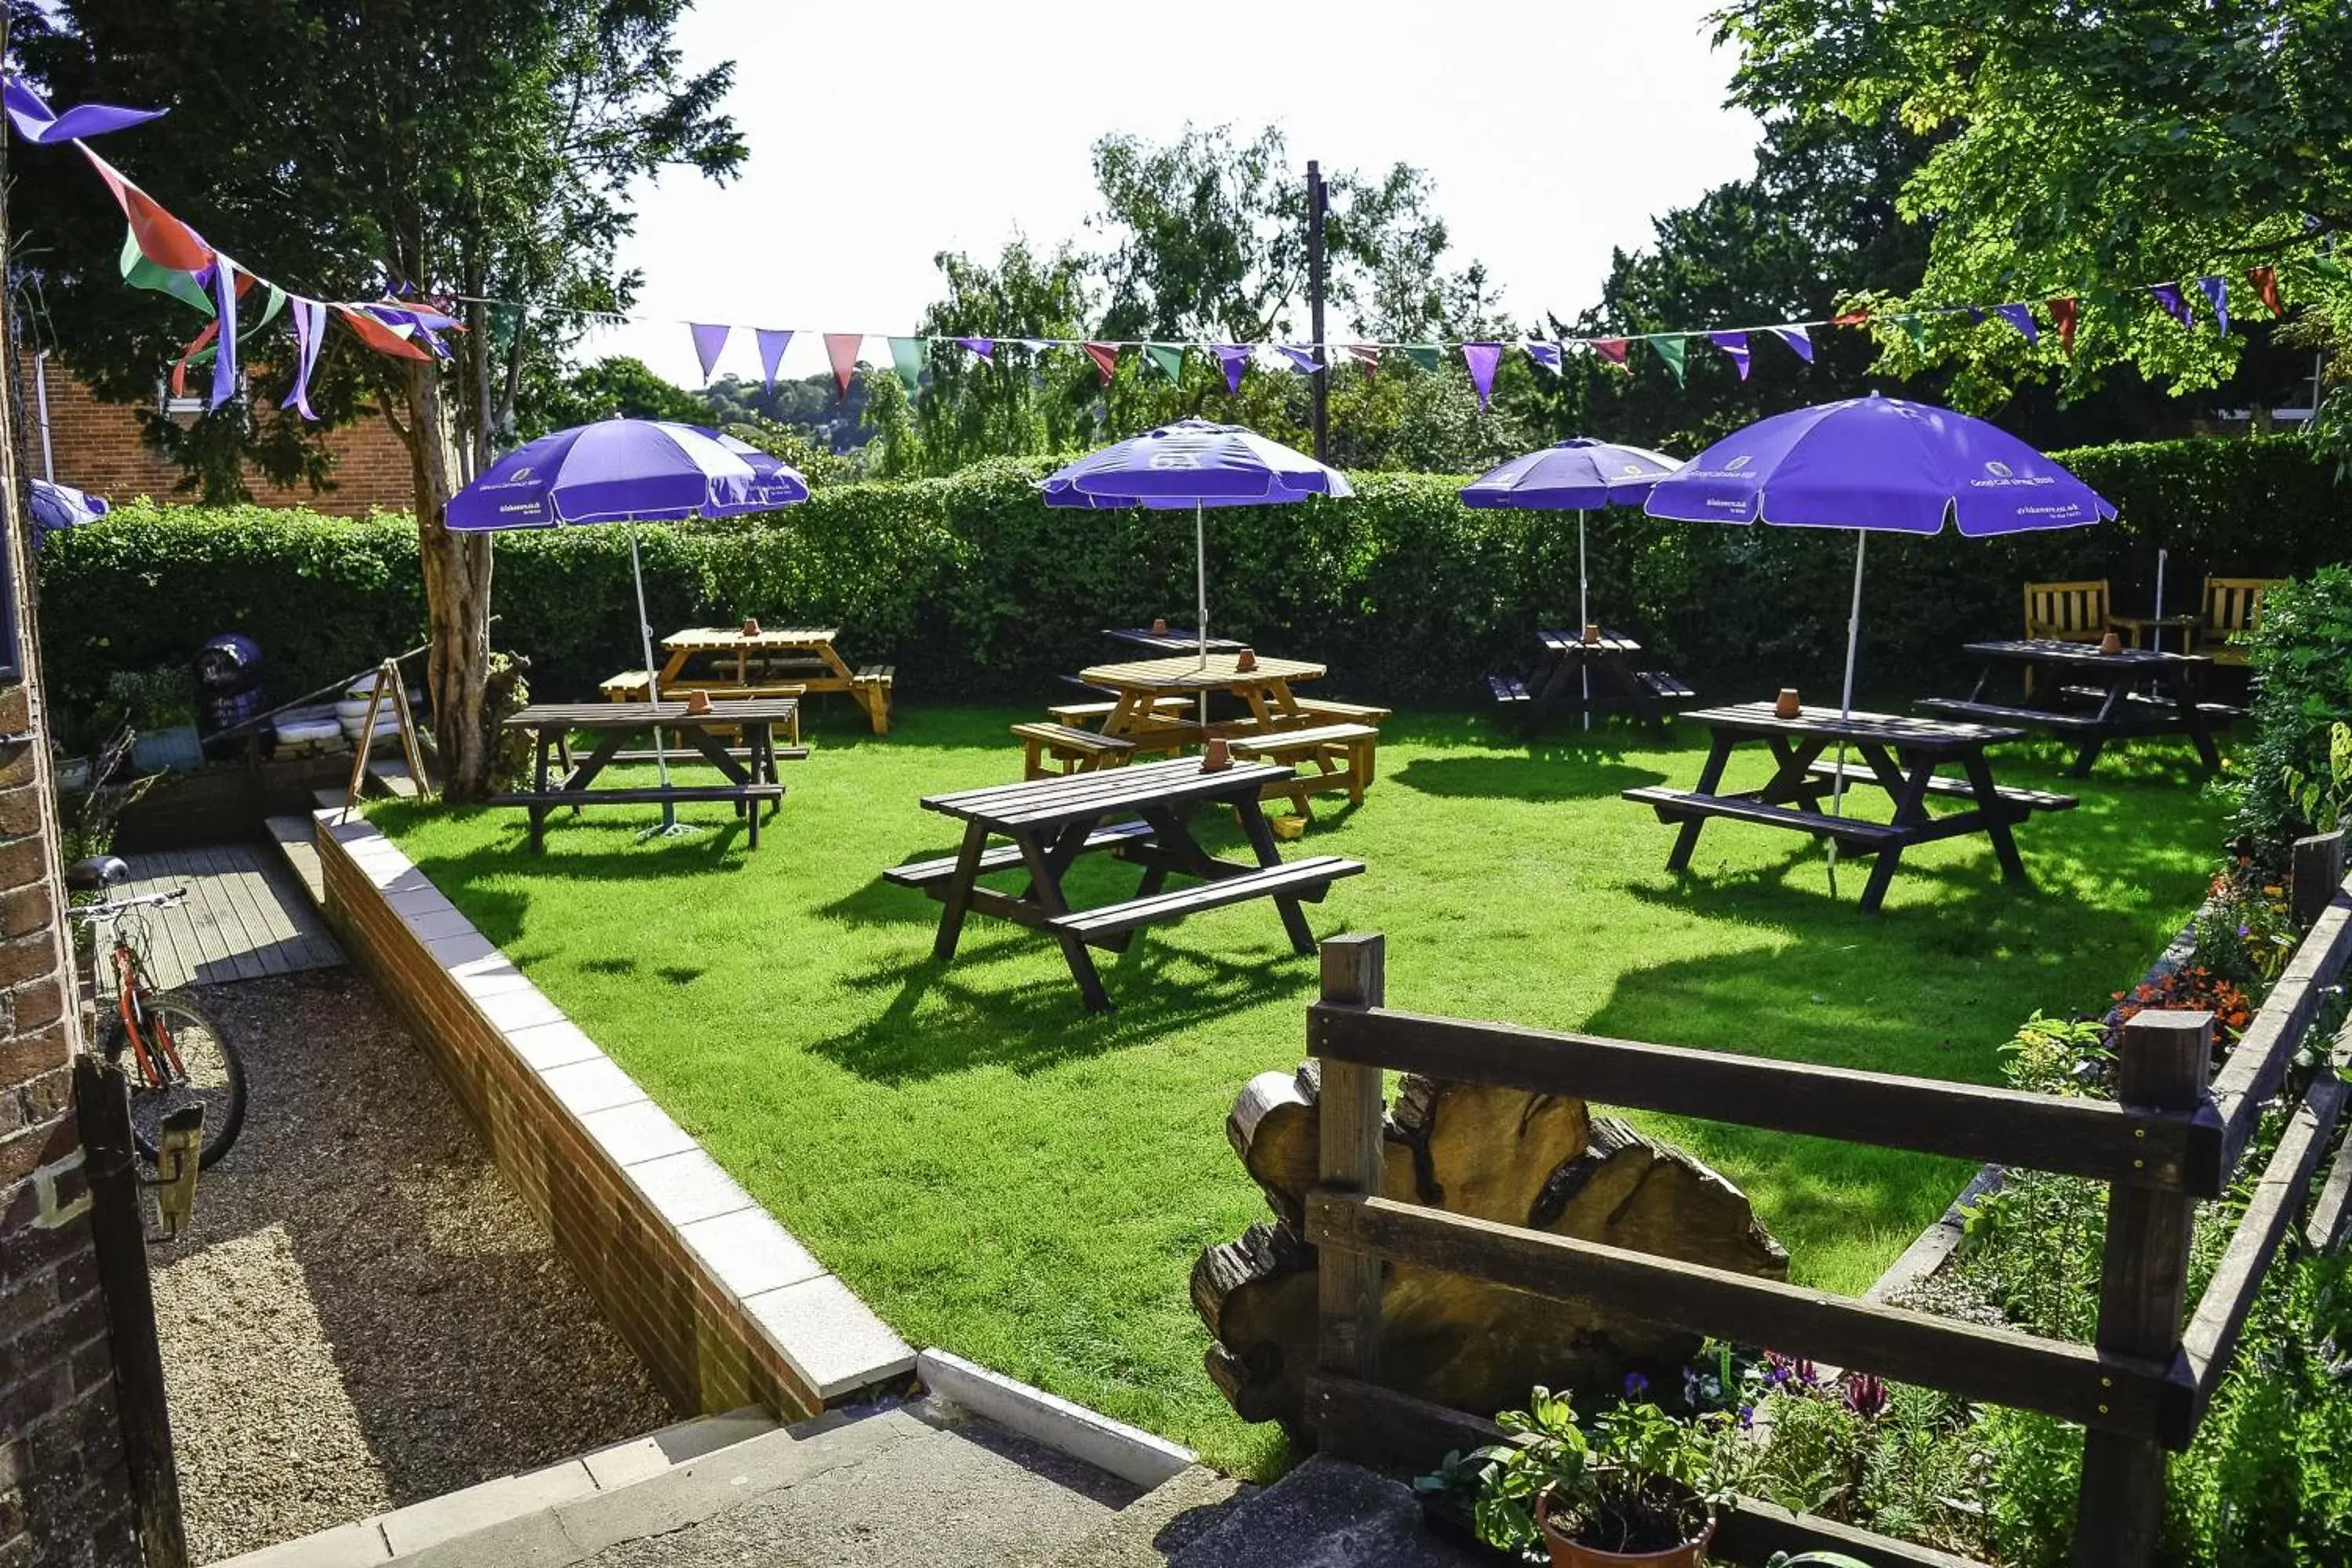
xmin=20 ymin=354 xmax=417 ymax=517
xmin=314 ymin=819 xmax=911 ymax=1421
xmin=1 ymin=393 xmax=141 ymax=1559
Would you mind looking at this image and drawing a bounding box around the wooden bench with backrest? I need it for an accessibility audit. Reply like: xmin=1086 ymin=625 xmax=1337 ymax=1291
xmin=1229 ymin=723 xmax=1381 ymax=813
xmin=2196 ymin=576 xmax=2278 ymax=669
xmin=2021 ymin=579 xmax=2111 ymax=696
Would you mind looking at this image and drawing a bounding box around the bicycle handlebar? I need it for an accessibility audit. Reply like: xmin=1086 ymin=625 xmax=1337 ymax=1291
xmin=70 ymin=887 xmax=188 ymax=921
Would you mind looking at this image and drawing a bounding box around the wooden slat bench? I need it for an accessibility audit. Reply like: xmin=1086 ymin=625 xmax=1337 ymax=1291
xmin=1624 ymin=786 xmax=1907 ymax=851
xmin=1916 ymin=697 xmax=2107 ymax=731
xmin=883 ymin=820 xmax=1156 ymax=888
xmin=1290 ymin=698 xmax=1393 ymax=726
xmin=1047 ymin=695 xmax=1191 ymax=728
xmin=1047 ymin=855 xmax=1364 ymax=940
xmin=1229 ymin=723 xmax=1381 ymax=811
xmin=1803 ymin=760 xmax=2077 ymax=815
xmin=1011 ymin=721 xmax=1137 ymax=779
xmin=1487 ymin=673 xmax=1532 ymax=704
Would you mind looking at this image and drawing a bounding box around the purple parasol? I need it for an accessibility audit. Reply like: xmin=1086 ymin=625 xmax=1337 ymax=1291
xmin=1041 ymin=419 xmax=1350 ymax=671
xmin=1461 ymin=437 xmax=1684 ymax=731
xmin=448 ymin=419 xmax=805 ymax=832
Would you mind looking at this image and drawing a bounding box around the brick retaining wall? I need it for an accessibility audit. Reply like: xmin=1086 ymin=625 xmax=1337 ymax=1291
xmin=314 ymin=812 xmax=912 ymax=1420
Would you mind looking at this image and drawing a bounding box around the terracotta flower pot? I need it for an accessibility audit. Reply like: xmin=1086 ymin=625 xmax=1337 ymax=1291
xmin=1773 ymin=688 xmax=1802 ymax=720
xmin=742 ymin=617 xmax=761 ymax=637
xmin=1236 ymin=648 xmax=1258 ymax=673
xmin=683 ymin=689 xmax=712 ymax=716
xmin=1583 ymin=623 xmax=1602 ymax=645
xmin=1537 ymin=1490 xmax=1715 ymax=1568
xmin=1203 ymin=736 xmax=1232 ymax=772
xmin=2100 ymin=630 xmax=2123 ymax=654
xmin=1151 ymin=616 xmax=1170 ymax=635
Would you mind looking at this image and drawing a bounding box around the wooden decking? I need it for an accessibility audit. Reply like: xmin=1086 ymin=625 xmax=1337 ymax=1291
xmin=107 ymin=841 xmax=344 ymax=991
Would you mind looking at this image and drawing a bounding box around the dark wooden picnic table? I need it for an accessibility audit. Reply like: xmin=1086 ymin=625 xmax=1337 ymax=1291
xmin=884 ymin=757 xmax=1364 ymax=1011
xmin=1919 ymin=638 xmax=2228 ymax=777
xmin=1489 ymin=628 xmax=1696 ymax=734
xmin=1102 ymin=626 xmax=1252 ymax=655
xmin=1623 ymin=702 xmax=2077 ymax=913
xmin=491 ymin=698 xmax=800 ymax=851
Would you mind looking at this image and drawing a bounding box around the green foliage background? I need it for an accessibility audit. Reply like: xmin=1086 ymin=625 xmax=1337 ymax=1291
xmin=38 ymin=437 xmax=2346 ymax=732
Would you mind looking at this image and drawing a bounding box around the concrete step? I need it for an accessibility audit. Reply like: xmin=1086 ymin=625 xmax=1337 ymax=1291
xmin=1055 ymin=1465 xmax=1250 ymax=1568
xmin=312 ymin=786 xmax=354 ymax=812
xmin=264 ymin=815 xmax=327 ymax=907
xmin=368 ymin=757 xmax=425 ymax=799
xmin=213 ymin=1406 xmax=781 ymax=1568
xmin=1167 ymin=1454 xmax=1491 ymax=1568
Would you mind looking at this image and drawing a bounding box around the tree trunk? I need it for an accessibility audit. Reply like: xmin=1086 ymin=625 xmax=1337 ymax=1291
xmin=401 ymin=359 xmax=493 ymax=800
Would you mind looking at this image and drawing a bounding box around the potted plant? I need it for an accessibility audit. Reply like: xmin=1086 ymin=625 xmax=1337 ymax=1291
xmin=1467 ymin=1385 xmax=1744 ymax=1567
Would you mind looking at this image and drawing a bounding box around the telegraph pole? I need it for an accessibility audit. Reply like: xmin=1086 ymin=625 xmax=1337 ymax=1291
xmin=1306 ymin=159 xmax=1330 ymax=463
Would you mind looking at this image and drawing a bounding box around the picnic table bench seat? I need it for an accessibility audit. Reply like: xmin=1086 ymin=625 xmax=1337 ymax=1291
xmin=1801 ymin=760 xmax=2077 ymax=814
xmin=1622 ymin=786 xmax=1907 ymax=851
xmin=1012 ymin=721 xmax=1139 ymax=778
xmin=1047 ymin=695 xmax=1191 ymax=727
xmin=1915 ymin=696 xmax=2109 ymax=731
xmin=1288 ymin=697 xmax=1393 ymax=726
xmin=1047 ymin=855 xmax=1363 ymax=941
xmin=1635 ymin=670 xmax=1699 ymax=702
xmin=1488 ymin=673 xmax=1533 ymax=704
xmin=883 ymin=820 xmax=1157 ymax=888
xmin=1229 ymin=722 xmax=1381 ymax=809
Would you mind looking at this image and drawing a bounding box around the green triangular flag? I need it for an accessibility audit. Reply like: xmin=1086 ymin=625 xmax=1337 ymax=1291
xmin=122 ymin=228 xmax=215 ymax=315
xmin=2312 ymin=255 xmax=2348 ymax=282
xmin=1898 ymin=314 xmax=1929 ymax=351
xmin=1144 ymin=343 xmax=1185 ymax=385
xmin=1650 ymin=335 xmax=1686 ymax=387
xmin=1403 ymin=344 xmax=1443 ymax=373
xmin=887 ymin=336 xmax=927 ymax=396
xmin=251 ymin=284 xmax=288 ymax=333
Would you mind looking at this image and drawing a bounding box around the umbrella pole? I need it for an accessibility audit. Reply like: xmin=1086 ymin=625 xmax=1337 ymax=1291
xmin=2154 ymin=546 xmax=2168 ymax=652
xmin=1826 ymin=532 xmax=1866 ymax=894
xmin=1196 ymin=501 xmax=1210 ymax=729
xmin=630 ymin=522 xmax=681 ymax=834
xmin=1579 ymin=510 xmax=1592 ymax=733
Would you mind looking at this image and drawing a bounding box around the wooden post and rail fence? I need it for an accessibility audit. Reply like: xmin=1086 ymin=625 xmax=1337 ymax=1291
xmin=1301 ymin=829 xmax=2352 ymax=1568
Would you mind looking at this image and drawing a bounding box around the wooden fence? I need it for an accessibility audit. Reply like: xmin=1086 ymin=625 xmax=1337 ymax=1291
xmin=1301 ymin=831 xmax=2352 ymax=1568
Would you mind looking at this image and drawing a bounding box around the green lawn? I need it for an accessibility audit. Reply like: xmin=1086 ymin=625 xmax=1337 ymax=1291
xmin=376 ymin=705 xmax=2224 ymax=1478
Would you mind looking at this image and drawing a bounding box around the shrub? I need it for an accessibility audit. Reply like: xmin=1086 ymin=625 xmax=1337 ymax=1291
xmin=2230 ymin=564 xmax=2352 ymax=863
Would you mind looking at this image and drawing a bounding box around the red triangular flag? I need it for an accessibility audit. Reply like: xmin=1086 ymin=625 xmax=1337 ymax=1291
xmin=1830 ymin=310 xmax=1871 ymax=327
xmin=822 ymin=333 xmax=863 ymax=401
xmin=2249 ymin=265 xmax=2284 ymax=318
xmin=1346 ymin=344 xmax=1381 ymax=379
xmin=1592 ymin=338 xmax=1630 ymax=369
xmin=2045 ymin=296 xmax=2080 ymax=358
xmin=81 ymin=144 xmax=212 ymax=273
xmin=331 ymin=305 xmax=433 ymax=361
xmin=1083 ymin=342 xmax=1120 ymax=385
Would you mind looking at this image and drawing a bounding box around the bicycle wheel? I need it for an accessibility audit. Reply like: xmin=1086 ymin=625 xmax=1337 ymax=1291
xmin=102 ymin=993 xmax=247 ymax=1169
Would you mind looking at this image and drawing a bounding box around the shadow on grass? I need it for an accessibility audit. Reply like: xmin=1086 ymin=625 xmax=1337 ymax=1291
xmin=1392 ymin=753 xmax=1666 ymax=804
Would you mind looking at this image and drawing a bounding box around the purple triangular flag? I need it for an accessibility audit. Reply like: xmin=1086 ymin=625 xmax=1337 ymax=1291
xmin=208 ymin=260 xmax=240 ymax=409
xmin=2148 ymin=283 xmax=2192 ymax=327
xmin=1019 ymin=338 xmax=1058 ymax=358
xmin=2197 ymin=276 xmax=2229 ymax=336
xmin=1766 ymin=325 xmax=1814 ymax=363
xmin=1523 ymin=341 xmax=1563 ymax=376
xmin=1994 ymin=303 xmax=2038 ymax=344
xmin=287 ymin=296 xmax=326 ymax=421
xmin=689 ymin=322 xmax=731 ymax=382
xmin=956 ymin=336 xmax=996 ymax=362
xmin=1460 ymin=342 xmax=1503 ymax=408
xmin=1708 ymin=331 xmax=1751 ymax=381
xmin=754 ymin=328 xmax=792 ymax=390
xmin=1276 ymin=344 xmax=1322 ymax=374
xmin=1213 ymin=344 xmax=1250 ymax=394
xmin=2 ymin=76 xmax=166 ymax=144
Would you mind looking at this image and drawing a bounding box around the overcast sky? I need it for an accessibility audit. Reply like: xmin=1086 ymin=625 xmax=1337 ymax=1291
xmin=592 ymin=1 xmax=1764 ymax=387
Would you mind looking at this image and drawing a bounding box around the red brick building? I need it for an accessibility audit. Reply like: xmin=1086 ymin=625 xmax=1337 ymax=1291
xmin=19 ymin=354 xmax=417 ymax=516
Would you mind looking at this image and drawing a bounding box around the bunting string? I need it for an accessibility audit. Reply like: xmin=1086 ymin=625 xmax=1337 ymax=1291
xmin=8 ymin=72 xmax=2326 ymax=421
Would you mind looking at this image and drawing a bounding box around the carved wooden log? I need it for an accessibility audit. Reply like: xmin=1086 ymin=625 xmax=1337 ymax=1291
xmin=1196 ymin=1065 xmax=1788 ymax=1436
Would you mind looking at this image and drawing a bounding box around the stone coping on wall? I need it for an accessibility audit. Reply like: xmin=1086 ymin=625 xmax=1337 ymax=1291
xmin=313 ymin=810 xmax=914 ymax=1413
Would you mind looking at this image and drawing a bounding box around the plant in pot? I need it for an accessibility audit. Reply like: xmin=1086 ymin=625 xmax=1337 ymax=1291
xmin=1469 ymin=1385 xmax=1744 ymax=1567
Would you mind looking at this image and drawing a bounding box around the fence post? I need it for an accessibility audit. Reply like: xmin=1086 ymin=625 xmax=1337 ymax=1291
xmin=1315 ymin=933 xmax=1386 ymax=1454
xmin=2292 ymin=830 xmax=2347 ymax=932
xmin=2074 ymin=1009 xmax=2211 ymax=1568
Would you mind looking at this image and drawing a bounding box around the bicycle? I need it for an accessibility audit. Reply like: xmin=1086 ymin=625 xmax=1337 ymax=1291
xmin=67 ymin=855 xmax=247 ymax=1168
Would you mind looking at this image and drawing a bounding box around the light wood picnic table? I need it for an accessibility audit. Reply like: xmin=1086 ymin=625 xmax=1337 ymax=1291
xmin=601 ymin=626 xmax=892 ymax=735
xmin=1076 ymin=652 xmax=1330 ymax=740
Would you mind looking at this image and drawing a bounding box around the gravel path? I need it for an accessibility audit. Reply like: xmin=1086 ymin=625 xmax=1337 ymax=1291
xmin=150 ymin=968 xmax=670 ymax=1563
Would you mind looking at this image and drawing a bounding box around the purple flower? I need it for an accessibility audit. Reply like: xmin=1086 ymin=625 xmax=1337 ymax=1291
xmin=2238 ymin=923 xmax=2252 ymax=938
xmin=1623 ymin=1372 xmax=1650 ymax=1399
xmin=1737 ymin=1404 xmax=1755 ymax=1429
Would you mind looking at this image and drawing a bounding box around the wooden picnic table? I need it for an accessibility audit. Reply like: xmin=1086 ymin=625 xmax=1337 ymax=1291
xmin=1489 ymin=628 xmax=1697 ymax=734
xmin=1919 ymin=638 xmax=2228 ymax=777
xmin=1102 ymin=626 xmax=1253 ymax=655
xmin=1077 ymin=652 xmax=1329 ymax=739
xmin=602 ymin=626 xmax=892 ymax=735
xmin=491 ymin=698 xmax=800 ymax=852
xmin=1623 ymin=702 xmax=2076 ymax=913
xmin=884 ymin=757 xmax=1364 ymax=1011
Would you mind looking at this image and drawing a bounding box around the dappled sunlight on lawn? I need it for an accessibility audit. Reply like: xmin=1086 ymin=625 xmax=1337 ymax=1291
xmin=376 ymin=703 xmax=2223 ymax=1479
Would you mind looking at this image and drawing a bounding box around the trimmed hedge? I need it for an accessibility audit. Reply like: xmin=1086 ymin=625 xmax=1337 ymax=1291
xmin=37 ymin=437 xmax=2350 ymax=729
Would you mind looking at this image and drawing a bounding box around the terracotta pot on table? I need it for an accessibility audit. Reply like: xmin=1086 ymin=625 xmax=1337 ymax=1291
xmin=1537 ymin=1490 xmax=1715 ymax=1568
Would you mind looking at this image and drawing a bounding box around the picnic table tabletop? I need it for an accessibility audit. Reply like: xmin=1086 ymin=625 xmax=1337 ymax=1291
xmin=1686 ymin=701 xmax=2025 ymax=750
xmin=1537 ymin=628 xmax=1645 ymax=656
xmin=1078 ymin=652 xmax=1328 ymax=693
xmin=1962 ymin=637 xmax=2209 ymax=670
xmin=924 ymin=756 xmax=1293 ymax=828
xmin=1102 ymin=626 xmax=1253 ymax=655
xmin=506 ymin=697 xmax=804 ymax=729
xmin=661 ymin=626 xmax=843 ymax=652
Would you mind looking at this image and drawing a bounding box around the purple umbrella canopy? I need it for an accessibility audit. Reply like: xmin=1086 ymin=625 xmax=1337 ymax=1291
xmin=1459 ymin=437 xmax=1682 ymax=511
xmin=1040 ymin=419 xmax=1351 ymax=668
xmin=1642 ymin=393 xmax=2114 ymax=535
xmin=446 ymin=419 xmax=803 ymax=532
xmin=1039 ymin=417 xmax=1352 ymax=509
